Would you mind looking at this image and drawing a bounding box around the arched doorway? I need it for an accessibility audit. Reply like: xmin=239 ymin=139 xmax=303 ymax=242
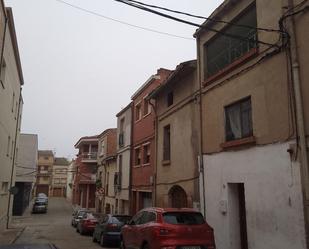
xmin=168 ymin=185 xmax=188 ymax=208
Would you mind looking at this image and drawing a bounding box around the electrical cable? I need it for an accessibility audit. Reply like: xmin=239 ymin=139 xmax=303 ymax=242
xmin=114 ymin=0 xmax=279 ymax=48
xmin=124 ymin=0 xmax=283 ymax=33
xmin=53 ymin=0 xmax=194 ymax=40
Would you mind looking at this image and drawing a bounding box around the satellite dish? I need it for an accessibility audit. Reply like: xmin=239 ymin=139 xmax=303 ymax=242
xmin=9 ymin=186 xmax=19 ymax=195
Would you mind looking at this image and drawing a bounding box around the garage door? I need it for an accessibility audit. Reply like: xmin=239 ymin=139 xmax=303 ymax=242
xmin=36 ymin=185 xmax=49 ymax=196
xmin=52 ymin=188 xmax=63 ymax=197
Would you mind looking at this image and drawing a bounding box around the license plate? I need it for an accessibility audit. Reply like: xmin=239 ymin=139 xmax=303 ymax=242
xmin=181 ymin=247 xmax=201 ymax=249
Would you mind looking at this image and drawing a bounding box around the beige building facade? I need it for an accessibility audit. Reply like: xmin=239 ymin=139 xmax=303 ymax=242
xmin=66 ymin=160 xmax=75 ymax=202
xmin=115 ymin=103 xmax=132 ymax=215
xmin=0 ymin=5 xmax=24 ymax=231
xmin=150 ymin=60 xmax=200 ymax=209
xmin=36 ymin=150 xmax=54 ymax=196
xmin=195 ymin=0 xmax=309 ymax=248
xmin=96 ymin=129 xmax=117 ymax=214
xmin=51 ymin=157 xmax=69 ymax=197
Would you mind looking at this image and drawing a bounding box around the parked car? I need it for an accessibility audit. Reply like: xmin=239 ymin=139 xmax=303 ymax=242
xmin=120 ymin=207 xmax=216 ymax=249
xmin=71 ymin=209 xmax=90 ymax=227
xmin=32 ymin=199 xmax=48 ymax=214
xmin=76 ymin=213 xmax=101 ymax=235
xmin=92 ymin=214 xmax=132 ymax=246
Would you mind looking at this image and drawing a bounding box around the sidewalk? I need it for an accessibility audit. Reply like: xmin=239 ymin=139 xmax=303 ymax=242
xmin=0 ymin=204 xmax=32 ymax=245
xmin=0 ymin=226 xmax=25 ymax=245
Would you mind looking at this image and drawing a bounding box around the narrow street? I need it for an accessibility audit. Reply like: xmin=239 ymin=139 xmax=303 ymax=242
xmin=12 ymin=198 xmax=113 ymax=249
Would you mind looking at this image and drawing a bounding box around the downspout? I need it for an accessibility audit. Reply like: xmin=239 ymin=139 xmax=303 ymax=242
xmin=149 ymin=99 xmax=157 ymax=207
xmin=196 ymin=36 xmax=206 ymax=217
xmin=287 ymin=0 xmax=309 ymax=246
xmin=6 ymin=87 xmax=22 ymax=229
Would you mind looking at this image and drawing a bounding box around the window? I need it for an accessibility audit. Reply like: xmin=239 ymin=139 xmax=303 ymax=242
xmin=119 ymin=133 xmax=124 ymax=147
xmin=163 ymin=212 xmax=205 ymax=225
xmin=163 ymin=125 xmax=171 ymax=161
xmin=44 ymin=156 xmax=49 ymax=160
xmin=106 ymin=172 xmax=109 ymax=196
xmin=167 ymin=92 xmax=173 ymax=107
xmin=1 ymin=182 xmax=8 ymax=194
xmin=134 ymin=147 xmax=141 ymax=166
xmin=6 ymin=136 xmax=11 ymax=157
xmin=135 ymin=102 xmax=142 ymax=121
xmin=118 ymin=155 xmax=122 ymax=186
xmin=143 ymin=99 xmax=151 ymax=116
xmin=11 ymin=92 xmax=15 ymax=113
xmin=15 ymin=102 xmax=18 ymax=119
xmin=10 ymin=140 xmax=14 ymax=159
xmin=143 ymin=144 xmax=150 ymax=164
xmin=225 ymin=97 xmax=253 ymax=141
xmin=204 ymin=5 xmax=257 ymax=79
xmin=119 ymin=118 xmax=125 ymax=147
xmin=120 ymin=118 xmax=125 ymax=132
xmin=0 ymin=59 xmax=6 ymax=88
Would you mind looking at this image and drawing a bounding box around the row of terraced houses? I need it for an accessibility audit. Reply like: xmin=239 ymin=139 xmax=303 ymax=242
xmin=69 ymin=0 xmax=309 ymax=249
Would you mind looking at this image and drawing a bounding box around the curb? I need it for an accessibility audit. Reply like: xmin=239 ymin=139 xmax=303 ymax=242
xmin=10 ymin=226 xmax=26 ymax=244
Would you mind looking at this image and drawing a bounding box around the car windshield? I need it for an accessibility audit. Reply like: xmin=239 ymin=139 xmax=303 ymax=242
xmin=163 ymin=212 xmax=205 ymax=225
xmin=36 ymin=198 xmax=46 ymax=202
xmin=86 ymin=213 xmax=101 ymax=219
xmin=111 ymin=216 xmax=132 ymax=223
xmin=78 ymin=210 xmax=88 ymax=216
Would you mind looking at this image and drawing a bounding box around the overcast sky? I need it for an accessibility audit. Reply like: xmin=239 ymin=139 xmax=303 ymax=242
xmin=5 ymin=0 xmax=222 ymax=159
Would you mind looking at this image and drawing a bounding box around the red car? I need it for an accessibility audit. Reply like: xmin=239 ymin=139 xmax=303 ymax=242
xmin=120 ymin=207 xmax=216 ymax=249
xmin=76 ymin=213 xmax=100 ymax=235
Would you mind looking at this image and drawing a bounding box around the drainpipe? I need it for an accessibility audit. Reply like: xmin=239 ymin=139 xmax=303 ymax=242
xmin=149 ymin=99 xmax=157 ymax=207
xmin=196 ymin=37 xmax=206 ymax=217
xmin=6 ymin=87 xmax=22 ymax=229
xmin=287 ymin=0 xmax=309 ymax=246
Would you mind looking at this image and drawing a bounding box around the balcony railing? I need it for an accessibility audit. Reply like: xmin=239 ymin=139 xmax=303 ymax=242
xmin=81 ymin=152 xmax=98 ymax=161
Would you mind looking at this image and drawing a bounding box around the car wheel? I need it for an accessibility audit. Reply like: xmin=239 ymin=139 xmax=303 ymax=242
xmin=80 ymin=227 xmax=84 ymax=235
xmin=142 ymin=243 xmax=150 ymax=249
xmin=100 ymin=233 xmax=106 ymax=247
xmin=92 ymin=233 xmax=97 ymax=243
xmin=119 ymin=239 xmax=126 ymax=249
xmin=76 ymin=226 xmax=79 ymax=233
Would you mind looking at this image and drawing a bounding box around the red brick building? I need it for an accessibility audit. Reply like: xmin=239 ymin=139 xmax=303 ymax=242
xmin=73 ymin=135 xmax=98 ymax=209
xmin=130 ymin=68 xmax=172 ymax=214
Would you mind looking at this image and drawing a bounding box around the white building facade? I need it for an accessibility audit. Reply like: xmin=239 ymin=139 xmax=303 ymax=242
xmin=0 ymin=6 xmax=24 ymax=230
xmin=13 ymin=134 xmax=38 ymax=216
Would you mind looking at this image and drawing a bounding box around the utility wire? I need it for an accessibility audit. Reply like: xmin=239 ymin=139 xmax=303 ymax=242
xmin=124 ymin=0 xmax=283 ymax=33
xmin=114 ymin=0 xmax=278 ymax=48
xmin=53 ymin=0 xmax=194 ymax=40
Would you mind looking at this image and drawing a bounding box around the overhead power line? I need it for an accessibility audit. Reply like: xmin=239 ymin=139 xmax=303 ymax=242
xmin=53 ymin=0 xmax=194 ymax=40
xmin=124 ymin=0 xmax=283 ymax=33
xmin=114 ymin=0 xmax=279 ymax=48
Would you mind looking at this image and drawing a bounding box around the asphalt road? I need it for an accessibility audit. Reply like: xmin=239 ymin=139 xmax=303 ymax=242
xmin=13 ymin=197 xmax=114 ymax=249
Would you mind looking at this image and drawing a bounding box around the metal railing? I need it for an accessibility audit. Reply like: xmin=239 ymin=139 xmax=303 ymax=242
xmin=81 ymin=152 xmax=98 ymax=160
